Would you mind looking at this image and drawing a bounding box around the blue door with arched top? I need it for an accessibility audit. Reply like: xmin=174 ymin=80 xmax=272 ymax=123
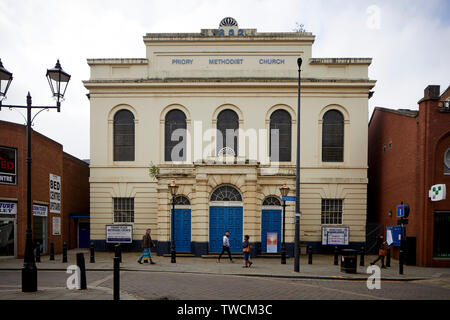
xmin=261 ymin=209 xmax=282 ymax=253
xmin=209 ymin=206 xmax=243 ymax=253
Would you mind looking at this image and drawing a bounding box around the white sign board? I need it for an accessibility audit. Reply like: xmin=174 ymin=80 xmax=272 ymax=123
xmin=429 ymin=184 xmax=446 ymax=201
xmin=266 ymin=232 xmax=278 ymax=253
xmin=49 ymin=174 xmax=61 ymax=213
xmin=0 ymin=202 xmax=17 ymax=215
xmin=322 ymin=226 xmax=349 ymax=246
xmin=52 ymin=216 xmax=61 ymax=236
xmin=33 ymin=205 xmax=48 ymax=217
xmin=106 ymin=225 xmax=133 ymax=243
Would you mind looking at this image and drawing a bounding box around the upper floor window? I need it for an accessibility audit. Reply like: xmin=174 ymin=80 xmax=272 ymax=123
xmin=270 ymin=110 xmax=292 ymax=162
xmin=217 ymin=109 xmax=239 ymax=156
xmin=113 ymin=110 xmax=135 ymax=161
xmin=165 ymin=109 xmax=187 ymax=161
xmin=322 ymin=110 xmax=344 ymax=162
xmin=444 ymin=148 xmax=450 ymax=175
xmin=321 ymin=199 xmax=343 ymax=225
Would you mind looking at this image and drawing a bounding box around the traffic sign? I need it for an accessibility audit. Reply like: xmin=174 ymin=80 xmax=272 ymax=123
xmin=396 ymin=205 xmax=405 ymax=218
xmin=282 ymin=196 xmax=296 ymax=201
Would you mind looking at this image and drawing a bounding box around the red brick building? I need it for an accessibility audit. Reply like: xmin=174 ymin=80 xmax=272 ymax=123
xmin=0 ymin=120 xmax=89 ymax=258
xmin=368 ymin=85 xmax=450 ymax=267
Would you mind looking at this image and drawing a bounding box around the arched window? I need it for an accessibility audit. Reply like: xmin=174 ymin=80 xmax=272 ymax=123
xmin=262 ymin=196 xmax=281 ymax=206
xmin=113 ymin=110 xmax=135 ymax=161
xmin=322 ymin=110 xmax=344 ymax=162
xmin=165 ymin=109 xmax=187 ymax=161
xmin=210 ymin=185 xmax=242 ymax=202
xmin=270 ymin=110 xmax=292 ymax=162
xmin=217 ymin=109 xmax=239 ymax=156
xmin=174 ymin=195 xmax=190 ymax=206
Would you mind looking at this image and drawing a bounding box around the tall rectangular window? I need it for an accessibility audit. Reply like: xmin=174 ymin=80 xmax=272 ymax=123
xmin=113 ymin=198 xmax=134 ymax=223
xmin=321 ymin=199 xmax=343 ymax=224
xmin=434 ymin=211 xmax=450 ymax=258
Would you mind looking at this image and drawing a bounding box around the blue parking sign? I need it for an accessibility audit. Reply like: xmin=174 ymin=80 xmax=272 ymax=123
xmin=396 ymin=205 xmax=404 ymax=218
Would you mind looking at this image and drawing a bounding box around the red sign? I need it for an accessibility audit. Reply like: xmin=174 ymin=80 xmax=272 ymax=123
xmin=0 ymin=146 xmax=17 ymax=185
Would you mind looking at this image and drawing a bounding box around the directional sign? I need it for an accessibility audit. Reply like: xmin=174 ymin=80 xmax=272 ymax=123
xmin=282 ymin=196 xmax=296 ymax=201
xmin=396 ymin=205 xmax=405 ymax=218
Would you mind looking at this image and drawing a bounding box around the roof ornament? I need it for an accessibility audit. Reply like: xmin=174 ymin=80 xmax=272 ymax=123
xmin=219 ymin=17 xmax=238 ymax=27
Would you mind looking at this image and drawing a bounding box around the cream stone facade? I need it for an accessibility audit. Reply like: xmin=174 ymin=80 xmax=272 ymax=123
xmin=83 ymin=18 xmax=375 ymax=256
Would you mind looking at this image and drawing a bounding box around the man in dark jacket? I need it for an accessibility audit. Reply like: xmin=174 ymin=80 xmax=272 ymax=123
xmin=138 ymin=229 xmax=155 ymax=264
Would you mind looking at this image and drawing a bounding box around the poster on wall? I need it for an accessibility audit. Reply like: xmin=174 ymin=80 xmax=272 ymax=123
xmin=0 ymin=146 xmax=17 ymax=185
xmin=321 ymin=226 xmax=349 ymax=246
xmin=266 ymin=232 xmax=278 ymax=253
xmin=52 ymin=216 xmax=61 ymax=236
xmin=49 ymin=174 xmax=61 ymax=214
xmin=106 ymin=225 xmax=133 ymax=243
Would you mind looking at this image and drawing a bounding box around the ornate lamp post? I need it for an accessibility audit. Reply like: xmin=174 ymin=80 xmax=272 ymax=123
xmin=168 ymin=180 xmax=179 ymax=263
xmin=279 ymin=184 xmax=290 ymax=265
xmin=0 ymin=59 xmax=70 ymax=292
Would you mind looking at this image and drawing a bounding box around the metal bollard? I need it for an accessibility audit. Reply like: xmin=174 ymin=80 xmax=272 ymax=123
xmin=308 ymin=246 xmax=312 ymax=265
xmin=76 ymin=253 xmax=87 ymax=290
xmin=334 ymin=246 xmax=339 ymax=265
xmin=115 ymin=244 xmax=122 ymax=263
xmin=90 ymin=242 xmax=95 ymax=263
xmin=50 ymin=242 xmax=55 ymax=261
xmin=386 ymin=246 xmax=391 ymax=267
xmin=113 ymin=257 xmax=120 ymax=301
xmin=62 ymin=242 xmax=68 ymax=263
xmin=35 ymin=242 xmax=41 ymax=263
xmin=359 ymin=246 xmax=365 ymax=267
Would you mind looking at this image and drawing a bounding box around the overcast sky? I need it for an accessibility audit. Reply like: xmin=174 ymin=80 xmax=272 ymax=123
xmin=1 ymin=0 xmax=449 ymax=160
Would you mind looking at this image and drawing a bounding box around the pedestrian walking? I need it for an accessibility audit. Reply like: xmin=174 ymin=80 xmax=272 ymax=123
xmin=217 ymin=231 xmax=234 ymax=263
xmin=242 ymin=235 xmax=253 ymax=268
xmin=138 ymin=228 xmax=156 ymax=265
xmin=370 ymin=235 xmax=387 ymax=268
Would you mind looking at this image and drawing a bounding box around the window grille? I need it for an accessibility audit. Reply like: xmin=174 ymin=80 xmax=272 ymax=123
xmin=321 ymin=199 xmax=343 ymax=225
xmin=210 ymin=185 xmax=242 ymax=202
xmin=262 ymin=196 xmax=281 ymax=206
xmin=113 ymin=198 xmax=134 ymax=223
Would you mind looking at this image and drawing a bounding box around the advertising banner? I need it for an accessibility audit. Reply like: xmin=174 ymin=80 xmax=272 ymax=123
xmin=0 ymin=146 xmax=17 ymax=185
xmin=49 ymin=174 xmax=61 ymax=214
xmin=266 ymin=232 xmax=278 ymax=253
xmin=106 ymin=225 xmax=133 ymax=243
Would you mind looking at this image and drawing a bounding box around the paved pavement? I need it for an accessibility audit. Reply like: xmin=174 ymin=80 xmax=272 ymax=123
xmin=1 ymin=249 xmax=449 ymax=300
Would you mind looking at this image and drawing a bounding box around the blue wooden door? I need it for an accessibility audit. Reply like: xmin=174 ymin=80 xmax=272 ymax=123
xmin=209 ymin=206 xmax=243 ymax=253
xmin=172 ymin=209 xmax=191 ymax=252
xmin=261 ymin=209 xmax=282 ymax=253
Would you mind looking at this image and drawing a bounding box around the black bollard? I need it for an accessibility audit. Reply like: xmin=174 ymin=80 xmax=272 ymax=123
xmin=308 ymin=246 xmax=312 ymax=264
xmin=90 ymin=242 xmax=95 ymax=263
xmin=76 ymin=253 xmax=87 ymax=290
xmin=334 ymin=246 xmax=339 ymax=265
xmin=50 ymin=242 xmax=55 ymax=261
xmin=386 ymin=246 xmax=391 ymax=267
xmin=113 ymin=257 xmax=120 ymax=301
xmin=360 ymin=246 xmax=365 ymax=267
xmin=35 ymin=242 xmax=41 ymax=263
xmin=115 ymin=244 xmax=122 ymax=263
xmin=62 ymin=242 xmax=68 ymax=263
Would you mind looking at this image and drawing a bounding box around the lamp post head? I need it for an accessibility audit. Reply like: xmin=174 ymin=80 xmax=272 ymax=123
xmin=169 ymin=180 xmax=179 ymax=197
xmin=46 ymin=59 xmax=71 ymax=109
xmin=297 ymin=57 xmax=302 ymax=68
xmin=280 ymin=184 xmax=290 ymax=197
xmin=0 ymin=59 xmax=13 ymax=102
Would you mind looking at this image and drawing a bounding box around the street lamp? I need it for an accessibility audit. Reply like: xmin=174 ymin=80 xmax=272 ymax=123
xmin=168 ymin=180 xmax=179 ymax=263
xmin=0 ymin=59 xmax=70 ymax=292
xmin=294 ymin=57 xmax=302 ymax=272
xmin=279 ymin=184 xmax=290 ymax=265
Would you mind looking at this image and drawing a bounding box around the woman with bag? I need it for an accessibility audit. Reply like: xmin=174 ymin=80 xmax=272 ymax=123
xmin=242 ymin=235 xmax=253 ymax=268
xmin=370 ymin=235 xmax=387 ymax=268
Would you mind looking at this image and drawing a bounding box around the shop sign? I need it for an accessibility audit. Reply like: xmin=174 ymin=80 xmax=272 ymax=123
xmin=0 ymin=146 xmax=17 ymax=185
xmin=52 ymin=216 xmax=61 ymax=236
xmin=33 ymin=204 xmax=48 ymax=217
xmin=106 ymin=225 xmax=133 ymax=243
xmin=0 ymin=202 xmax=17 ymax=215
xmin=322 ymin=226 xmax=349 ymax=245
xmin=49 ymin=174 xmax=61 ymax=213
